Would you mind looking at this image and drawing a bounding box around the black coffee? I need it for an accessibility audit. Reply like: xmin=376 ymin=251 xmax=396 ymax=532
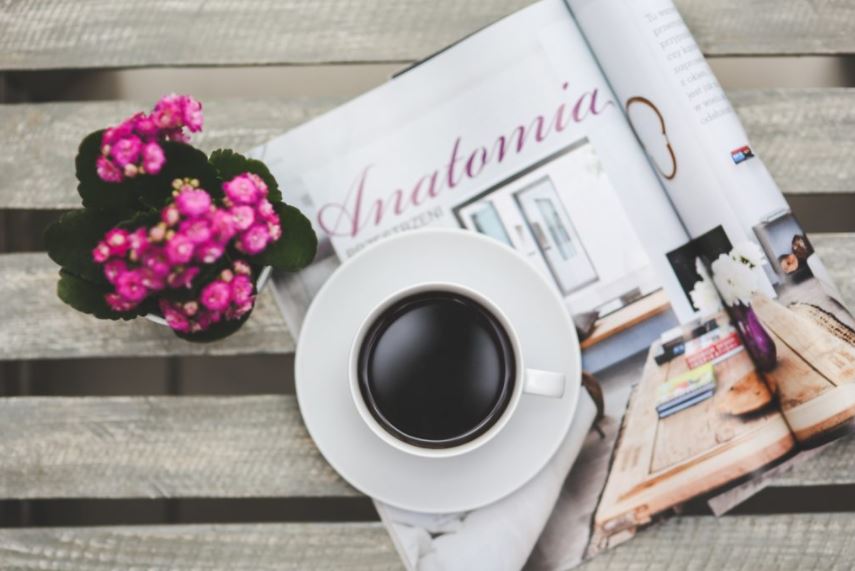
xmin=357 ymin=291 xmax=516 ymax=448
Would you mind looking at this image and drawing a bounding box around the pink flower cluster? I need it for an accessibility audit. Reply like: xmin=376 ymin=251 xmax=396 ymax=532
xmin=97 ymin=94 xmax=203 ymax=183
xmin=91 ymin=173 xmax=282 ymax=333
xmin=159 ymin=262 xmax=256 ymax=334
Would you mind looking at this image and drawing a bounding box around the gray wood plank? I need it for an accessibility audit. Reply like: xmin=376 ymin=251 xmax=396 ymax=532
xmin=1 ymin=0 xmax=853 ymax=72
xmin=0 ymin=523 xmax=399 ymax=570
xmin=0 ymin=233 xmax=850 ymax=362
xmin=0 ymin=98 xmax=340 ymax=210
xmin=0 ymin=395 xmax=355 ymax=499
xmin=0 ymin=253 xmax=294 ymax=360
xmin=2 ymin=89 xmax=854 ymax=211
xmin=812 ymin=234 xmax=855 ymax=311
xmin=731 ymin=89 xmax=855 ymax=195
xmin=580 ymin=513 xmax=855 ymax=570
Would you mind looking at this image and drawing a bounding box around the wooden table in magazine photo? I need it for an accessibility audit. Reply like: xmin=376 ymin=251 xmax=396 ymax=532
xmin=592 ymin=294 xmax=855 ymax=551
xmin=1 ymin=1 xmax=855 ymax=569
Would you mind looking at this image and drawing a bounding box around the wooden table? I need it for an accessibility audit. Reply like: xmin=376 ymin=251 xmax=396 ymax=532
xmin=1 ymin=1 xmax=854 ymax=568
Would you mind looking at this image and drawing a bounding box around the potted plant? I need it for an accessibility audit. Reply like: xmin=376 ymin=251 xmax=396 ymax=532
xmin=45 ymin=94 xmax=317 ymax=342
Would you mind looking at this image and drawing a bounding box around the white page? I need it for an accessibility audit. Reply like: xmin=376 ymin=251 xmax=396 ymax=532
xmin=253 ymin=0 xmax=694 ymax=323
xmin=566 ymin=0 xmax=787 ymax=301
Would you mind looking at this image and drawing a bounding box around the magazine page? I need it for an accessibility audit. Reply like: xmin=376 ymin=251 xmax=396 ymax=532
xmin=565 ymin=0 xmax=855 ymax=555
xmin=252 ymin=0 xmax=808 ymax=568
xmin=569 ymin=0 xmax=855 ymax=446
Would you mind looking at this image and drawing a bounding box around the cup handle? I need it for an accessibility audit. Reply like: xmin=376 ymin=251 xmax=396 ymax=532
xmin=523 ymin=368 xmax=565 ymax=398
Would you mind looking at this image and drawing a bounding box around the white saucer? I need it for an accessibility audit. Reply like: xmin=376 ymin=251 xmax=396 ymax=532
xmin=295 ymin=229 xmax=581 ymax=513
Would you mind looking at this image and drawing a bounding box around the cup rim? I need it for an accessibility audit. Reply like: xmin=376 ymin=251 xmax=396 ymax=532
xmin=348 ymin=281 xmax=525 ymax=459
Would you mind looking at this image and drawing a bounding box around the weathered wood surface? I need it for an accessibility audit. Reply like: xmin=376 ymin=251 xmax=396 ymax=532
xmin=581 ymin=513 xmax=855 ymax=570
xmin=1 ymin=0 xmax=854 ymax=72
xmin=0 ymin=233 xmax=849 ymax=362
xmin=0 ymin=253 xmax=294 ymax=360
xmin=0 ymin=523 xmax=399 ymax=570
xmin=811 ymin=234 xmax=855 ymax=309
xmin=0 ymin=395 xmax=355 ymax=499
xmin=1 ymin=90 xmax=853 ymax=211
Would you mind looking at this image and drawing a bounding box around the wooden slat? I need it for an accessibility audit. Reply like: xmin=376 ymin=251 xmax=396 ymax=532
xmin=731 ymin=89 xmax=855 ymax=194
xmin=1 ymin=0 xmax=853 ymax=72
xmin=581 ymin=513 xmax=855 ymax=570
xmin=0 ymin=395 xmax=354 ymax=499
xmin=1 ymin=89 xmax=853 ymax=211
xmin=0 ymin=253 xmax=294 ymax=360
xmin=0 ymin=523 xmax=399 ymax=570
xmin=772 ymin=433 xmax=855 ymax=487
xmin=0 ymin=234 xmax=849 ymax=362
xmin=811 ymin=234 xmax=855 ymax=310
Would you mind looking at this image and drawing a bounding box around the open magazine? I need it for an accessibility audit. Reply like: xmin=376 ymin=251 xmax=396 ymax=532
xmin=251 ymin=0 xmax=855 ymax=567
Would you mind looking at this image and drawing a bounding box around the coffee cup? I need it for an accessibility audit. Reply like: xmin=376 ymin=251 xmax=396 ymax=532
xmin=349 ymin=282 xmax=565 ymax=458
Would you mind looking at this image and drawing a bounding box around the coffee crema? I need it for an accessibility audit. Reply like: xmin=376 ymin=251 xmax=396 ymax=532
xmin=357 ymin=291 xmax=516 ymax=449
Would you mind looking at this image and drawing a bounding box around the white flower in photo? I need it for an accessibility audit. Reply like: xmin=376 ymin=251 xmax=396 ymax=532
xmin=730 ymin=240 xmax=765 ymax=268
xmin=689 ymin=275 xmax=722 ymax=316
xmin=711 ymin=253 xmax=757 ymax=306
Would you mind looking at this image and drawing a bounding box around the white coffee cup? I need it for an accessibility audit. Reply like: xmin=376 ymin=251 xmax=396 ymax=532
xmin=349 ymin=281 xmax=565 ymax=458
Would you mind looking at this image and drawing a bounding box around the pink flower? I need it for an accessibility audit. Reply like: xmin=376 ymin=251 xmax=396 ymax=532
xmin=195 ymin=308 xmax=222 ymax=331
xmin=96 ymin=94 xmax=206 ymax=183
xmin=256 ymin=199 xmax=277 ymax=223
xmin=167 ymin=266 xmax=200 ymax=289
xmin=92 ymin=241 xmax=111 ymax=263
xmin=231 ymin=205 xmax=255 ymax=231
xmin=200 ymin=280 xmax=232 ymax=311
xmin=102 ymin=120 xmax=134 ymax=146
xmin=106 ymin=292 xmax=138 ymax=312
xmin=143 ymin=248 xmax=171 ymax=277
xmin=175 ymin=189 xmax=212 ymax=218
xmin=127 ymin=228 xmax=150 ymax=258
xmin=160 ymin=300 xmax=190 ymax=333
xmin=96 ymin=156 xmax=122 ymax=183
xmin=140 ymin=268 xmax=165 ymax=290
xmin=161 ymin=204 xmax=181 ymax=227
xmin=165 ymin=234 xmax=194 ymax=265
xmin=233 ymin=259 xmax=252 ymax=275
xmin=247 ymin=173 xmax=268 ymax=197
xmin=183 ymin=96 xmax=204 ymax=132
xmin=142 ymin=142 xmax=165 ymax=174
xmin=223 ymin=174 xmax=261 ymax=205
xmin=179 ymin=218 xmax=211 ymax=244
xmin=105 ymin=229 xmax=130 ymax=257
xmin=116 ymin=270 xmax=148 ymax=303
xmin=268 ymin=222 xmax=282 ymax=242
xmin=236 ymin=224 xmax=270 ymax=255
xmin=131 ymin=112 xmax=158 ymax=139
xmin=153 ymin=94 xmax=184 ymax=131
xmin=110 ymin=135 xmax=142 ymax=167
xmin=195 ymin=241 xmax=224 ymax=264
xmin=228 ymin=300 xmax=254 ymax=320
xmin=149 ymin=224 xmax=167 ymax=243
xmin=103 ymin=259 xmax=127 ymax=284
xmin=207 ymin=209 xmax=237 ymax=243
xmin=231 ymin=275 xmax=254 ymax=305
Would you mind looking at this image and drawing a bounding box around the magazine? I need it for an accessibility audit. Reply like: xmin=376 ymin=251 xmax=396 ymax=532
xmin=250 ymin=0 xmax=855 ymax=567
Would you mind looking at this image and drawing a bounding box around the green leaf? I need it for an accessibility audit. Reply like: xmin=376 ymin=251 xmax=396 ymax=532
xmin=250 ymin=203 xmax=318 ymax=271
xmin=57 ymin=270 xmax=138 ymax=320
xmin=75 ymin=130 xmax=141 ymax=213
xmin=209 ymin=148 xmax=283 ymax=203
xmin=140 ymin=142 xmax=221 ymax=209
xmin=45 ymin=209 xmax=122 ymax=284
